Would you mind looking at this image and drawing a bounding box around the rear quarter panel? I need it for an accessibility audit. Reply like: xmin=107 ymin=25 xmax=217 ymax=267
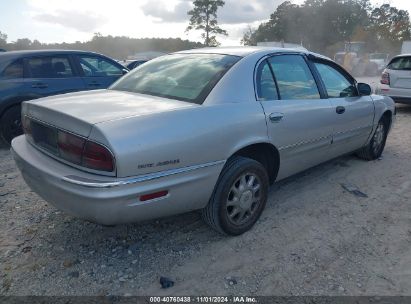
xmin=91 ymin=102 xmax=269 ymax=178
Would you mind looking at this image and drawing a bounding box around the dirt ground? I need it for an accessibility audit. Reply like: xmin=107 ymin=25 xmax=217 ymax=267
xmin=0 ymin=103 xmax=410 ymax=296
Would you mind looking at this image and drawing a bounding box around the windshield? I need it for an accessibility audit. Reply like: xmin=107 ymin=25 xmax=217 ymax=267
xmin=110 ymin=53 xmax=241 ymax=104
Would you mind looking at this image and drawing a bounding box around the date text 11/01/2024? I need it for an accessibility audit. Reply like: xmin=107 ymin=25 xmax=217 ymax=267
xmin=149 ymin=296 xmax=258 ymax=303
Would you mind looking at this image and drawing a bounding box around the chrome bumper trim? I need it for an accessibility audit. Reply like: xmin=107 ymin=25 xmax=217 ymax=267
xmin=61 ymin=160 xmax=225 ymax=188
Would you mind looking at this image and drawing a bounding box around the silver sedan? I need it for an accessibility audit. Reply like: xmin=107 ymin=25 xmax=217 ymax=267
xmin=12 ymin=47 xmax=395 ymax=235
xmin=376 ymin=54 xmax=411 ymax=104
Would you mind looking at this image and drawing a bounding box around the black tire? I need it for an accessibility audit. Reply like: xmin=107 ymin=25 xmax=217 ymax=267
xmin=0 ymin=105 xmax=23 ymax=145
xmin=202 ymin=156 xmax=269 ymax=236
xmin=357 ymin=116 xmax=389 ymax=161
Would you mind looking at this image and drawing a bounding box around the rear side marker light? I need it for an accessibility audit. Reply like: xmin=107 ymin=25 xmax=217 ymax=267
xmin=140 ymin=190 xmax=169 ymax=202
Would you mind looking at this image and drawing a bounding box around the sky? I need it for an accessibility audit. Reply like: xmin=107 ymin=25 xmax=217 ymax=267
xmin=1 ymin=0 xmax=411 ymax=46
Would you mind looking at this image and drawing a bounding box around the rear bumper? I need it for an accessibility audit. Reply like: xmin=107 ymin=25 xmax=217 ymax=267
xmin=11 ymin=135 xmax=224 ymax=225
xmin=376 ymin=84 xmax=411 ymax=103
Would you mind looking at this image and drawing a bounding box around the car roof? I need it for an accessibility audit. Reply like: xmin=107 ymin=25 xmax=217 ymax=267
xmin=0 ymin=49 xmax=108 ymax=61
xmin=175 ymin=46 xmax=330 ymax=60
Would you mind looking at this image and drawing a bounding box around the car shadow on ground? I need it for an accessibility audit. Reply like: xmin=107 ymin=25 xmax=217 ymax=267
xmin=31 ymin=153 xmax=355 ymax=272
xmin=396 ymin=104 xmax=411 ymax=114
xmin=0 ymin=142 xmax=8 ymax=150
xmin=3 ymin=125 xmax=405 ymax=294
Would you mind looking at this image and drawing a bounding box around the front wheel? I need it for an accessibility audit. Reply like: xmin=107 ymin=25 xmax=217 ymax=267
xmin=0 ymin=105 xmax=23 ymax=145
xmin=357 ymin=116 xmax=389 ymax=161
xmin=202 ymin=156 xmax=269 ymax=236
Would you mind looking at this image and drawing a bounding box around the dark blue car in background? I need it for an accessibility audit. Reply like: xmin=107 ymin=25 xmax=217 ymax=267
xmin=0 ymin=50 xmax=128 ymax=144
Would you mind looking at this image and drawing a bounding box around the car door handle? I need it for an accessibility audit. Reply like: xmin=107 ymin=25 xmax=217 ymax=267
xmin=269 ymin=112 xmax=284 ymax=123
xmin=31 ymin=83 xmax=48 ymax=89
xmin=336 ymin=106 xmax=346 ymax=114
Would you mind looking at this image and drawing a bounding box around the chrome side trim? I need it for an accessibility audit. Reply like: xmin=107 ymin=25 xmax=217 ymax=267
xmin=278 ymin=135 xmax=332 ymax=151
xmin=61 ymin=160 xmax=226 ymax=188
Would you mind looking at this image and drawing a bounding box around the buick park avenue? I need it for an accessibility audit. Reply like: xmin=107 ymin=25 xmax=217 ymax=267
xmin=12 ymin=47 xmax=395 ymax=235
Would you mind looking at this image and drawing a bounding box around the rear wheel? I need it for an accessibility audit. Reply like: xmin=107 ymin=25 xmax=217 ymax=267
xmin=0 ymin=105 xmax=23 ymax=145
xmin=357 ymin=116 xmax=389 ymax=160
xmin=202 ymin=156 xmax=269 ymax=235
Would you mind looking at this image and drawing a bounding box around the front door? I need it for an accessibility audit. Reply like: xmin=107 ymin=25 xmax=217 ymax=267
xmin=256 ymin=54 xmax=335 ymax=180
xmin=312 ymin=60 xmax=374 ymax=155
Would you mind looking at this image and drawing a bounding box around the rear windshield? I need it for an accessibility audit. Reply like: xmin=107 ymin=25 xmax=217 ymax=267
xmin=388 ymin=57 xmax=411 ymax=70
xmin=110 ymin=53 xmax=241 ymax=104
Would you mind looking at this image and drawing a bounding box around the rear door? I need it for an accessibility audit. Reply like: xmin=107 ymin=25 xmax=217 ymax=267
xmin=0 ymin=58 xmax=28 ymax=100
xmin=312 ymin=59 xmax=374 ymax=154
xmin=24 ymin=55 xmax=85 ymax=97
xmin=75 ymin=54 xmax=125 ymax=89
xmin=386 ymin=56 xmax=411 ymax=89
xmin=257 ymin=54 xmax=335 ymax=180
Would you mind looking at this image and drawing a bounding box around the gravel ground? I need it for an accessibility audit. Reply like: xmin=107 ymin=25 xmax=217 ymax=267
xmin=1 ymin=104 xmax=411 ymax=296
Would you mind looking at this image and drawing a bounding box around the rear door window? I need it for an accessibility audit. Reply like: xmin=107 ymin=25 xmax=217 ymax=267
xmin=256 ymin=60 xmax=278 ymax=100
xmin=27 ymin=56 xmax=74 ymax=78
xmin=1 ymin=59 xmax=24 ymax=79
xmin=268 ymin=55 xmax=320 ymax=100
xmin=388 ymin=57 xmax=411 ymax=70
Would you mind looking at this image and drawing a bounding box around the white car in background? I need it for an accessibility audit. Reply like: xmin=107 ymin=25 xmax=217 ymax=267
xmin=376 ymin=54 xmax=411 ymax=104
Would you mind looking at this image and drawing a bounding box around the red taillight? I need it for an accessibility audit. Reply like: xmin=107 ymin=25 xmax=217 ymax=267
xmin=24 ymin=117 xmax=115 ymax=173
xmin=57 ymin=131 xmax=85 ymax=165
xmin=381 ymin=71 xmax=390 ymax=85
xmin=82 ymin=141 xmax=114 ymax=172
xmin=140 ymin=190 xmax=169 ymax=202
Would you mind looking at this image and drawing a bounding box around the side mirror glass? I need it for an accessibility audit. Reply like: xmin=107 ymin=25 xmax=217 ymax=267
xmin=357 ymin=82 xmax=371 ymax=96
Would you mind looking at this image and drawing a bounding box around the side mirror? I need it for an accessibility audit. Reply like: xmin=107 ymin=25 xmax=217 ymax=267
xmin=357 ymin=83 xmax=371 ymax=96
xmin=122 ymin=68 xmax=129 ymax=75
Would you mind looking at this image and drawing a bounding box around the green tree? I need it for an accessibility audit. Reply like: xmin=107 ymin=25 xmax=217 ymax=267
xmin=1 ymin=34 xmax=203 ymax=58
xmin=369 ymin=3 xmax=411 ymax=52
xmin=240 ymin=0 xmax=410 ymax=56
xmin=0 ymin=31 xmax=7 ymax=49
xmin=241 ymin=25 xmax=256 ymax=46
xmin=13 ymin=38 xmax=32 ymax=50
xmin=186 ymin=0 xmax=227 ymax=46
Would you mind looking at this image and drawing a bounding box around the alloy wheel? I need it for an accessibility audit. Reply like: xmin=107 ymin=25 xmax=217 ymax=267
xmin=226 ymin=172 xmax=262 ymax=226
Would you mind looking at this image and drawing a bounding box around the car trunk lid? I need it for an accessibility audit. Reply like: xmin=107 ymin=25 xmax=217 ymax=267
xmin=24 ymin=89 xmax=196 ymax=137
